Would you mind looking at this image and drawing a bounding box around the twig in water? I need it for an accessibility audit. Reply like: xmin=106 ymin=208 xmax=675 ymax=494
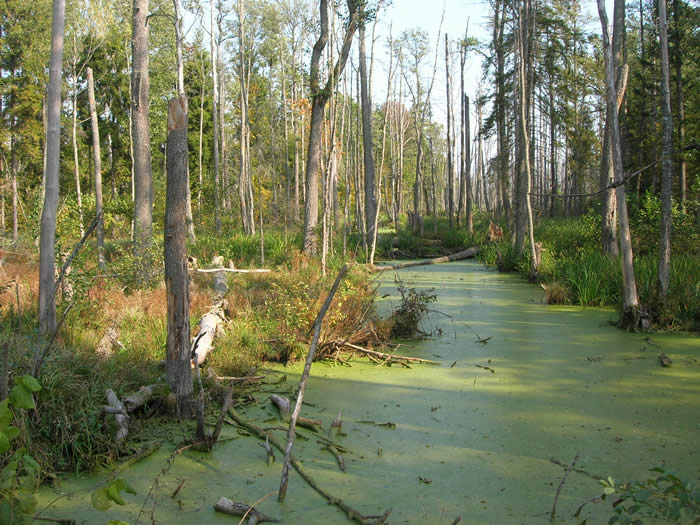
xmin=550 ymin=453 xmax=579 ymax=523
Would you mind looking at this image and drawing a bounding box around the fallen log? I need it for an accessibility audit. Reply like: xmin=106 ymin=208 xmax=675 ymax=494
xmin=190 ymin=268 xmax=272 ymax=274
xmin=191 ymin=301 xmax=226 ymax=365
xmin=122 ymin=384 xmax=166 ymax=413
xmin=339 ymin=342 xmax=440 ymax=365
xmin=371 ymin=246 xmax=480 ymax=272
xmin=228 ymin=408 xmax=391 ymax=524
xmin=214 ymin=497 xmax=279 ymax=524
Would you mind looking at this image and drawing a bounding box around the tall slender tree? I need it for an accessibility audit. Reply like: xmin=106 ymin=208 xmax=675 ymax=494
xmin=359 ymin=9 xmax=376 ymax=248
xmin=598 ymin=0 xmax=642 ymax=330
xmin=301 ymin=0 xmax=361 ymax=255
xmin=87 ymin=67 xmax=105 ymax=270
xmin=132 ymin=0 xmax=153 ymax=277
xmin=39 ymin=0 xmax=66 ymax=335
xmin=657 ymin=0 xmax=673 ymax=301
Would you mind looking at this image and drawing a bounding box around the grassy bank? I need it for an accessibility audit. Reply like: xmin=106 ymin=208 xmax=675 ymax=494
xmin=478 ymin=201 xmax=699 ymax=332
xmin=0 ymin=233 xmax=380 ymax=479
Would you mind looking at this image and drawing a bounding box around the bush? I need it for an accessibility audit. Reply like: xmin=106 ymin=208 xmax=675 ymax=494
xmin=598 ymin=468 xmax=700 ymax=524
xmin=389 ymin=276 xmax=438 ymax=338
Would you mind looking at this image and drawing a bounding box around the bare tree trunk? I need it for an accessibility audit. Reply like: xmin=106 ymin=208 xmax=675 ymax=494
xmin=657 ymin=0 xmax=673 ymax=301
xmin=164 ymin=96 xmax=193 ymax=417
xmin=39 ymin=0 xmax=66 ymax=335
xmin=445 ymin=33 xmax=454 ymax=227
xmin=10 ymin=130 xmax=18 ymax=244
xmin=70 ymin=39 xmax=85 ymax=237
xmin=87 ymin=68 xmax=105 ymax=270
xmin=672 ymin=0 xmax=686 ymax=207
xmin=132 ymin=0 xmax=153 ymax=276
xmin=598 ymin=0 xmax=642 ymax=330
xmin=600 ymin=0 xmax=626 ymax=257
xmin=302 ymin=0 xmax=360 ymax=254
xmin=210 ymin=0 xmax=221 ymax=233
xmin=493 ymin=0 xmax=511 ymax=222
xmin=359 ymin=21 xmax=376 ymax=248
xmin=516 ymin=2 xmax=537 ymax=276
xmin=465 ymin=93 xmax=473 ymax=232
xmin=172 ymin=0 xmax=195 ymax=242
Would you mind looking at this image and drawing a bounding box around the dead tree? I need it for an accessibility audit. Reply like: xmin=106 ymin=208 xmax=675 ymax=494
xmin=164 ymin=96 xmax=193 ymax=416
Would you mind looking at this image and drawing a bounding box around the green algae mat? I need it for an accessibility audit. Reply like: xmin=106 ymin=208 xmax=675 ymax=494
xmin=36 ymin=261 xmax=699 ymax=524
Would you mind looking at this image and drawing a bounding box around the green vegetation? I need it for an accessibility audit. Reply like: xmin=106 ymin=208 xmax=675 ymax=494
xmin=479 ymin=199 xmax=700 ymax=332
xmin=597 ymin=468 xmax=699 ymax=524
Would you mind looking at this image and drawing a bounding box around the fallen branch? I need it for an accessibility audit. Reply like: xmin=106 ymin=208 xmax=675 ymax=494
xmin=371 ymin=246 xmax=480 ymax=272
xmin=549 ymin=457 xmax=606 ymax=481
xmin=214 ymin=497 xmax=279 ymax=524
xmin=339 ymin=342 xmax=440 ymax=365
xmin=228 ymin=409 xmax=390 ymax=524
xmin=550 ymin=453 xmax=579 ymax=523
xmin=279 ymin=265 xmax=348 ymax=501
xmin=105 ymin=389 xmax=128 ymax=444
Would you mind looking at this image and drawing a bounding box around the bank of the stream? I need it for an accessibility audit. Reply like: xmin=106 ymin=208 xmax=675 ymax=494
xmin=34 ymin=261 xmax=699 ymax=524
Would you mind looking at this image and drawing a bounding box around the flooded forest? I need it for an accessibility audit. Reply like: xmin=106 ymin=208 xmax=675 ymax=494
xmin=0 ymin=0 xmax=698 ymax=523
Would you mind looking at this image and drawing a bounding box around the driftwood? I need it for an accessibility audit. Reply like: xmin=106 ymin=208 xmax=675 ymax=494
xmin=371 ymin=246 xmax=480 ymax=272
xmin=228 ymin=409 xmax=391 ymax=524
xmin=214 ymin=497 xmax=279 ymax=524
xmin=338 ymin=342 xmax=440 ymax=365
xmin=279 ymin=265 xmax=348 ymax=501
xmin=105 ymin=389 xmax=128 ymax=444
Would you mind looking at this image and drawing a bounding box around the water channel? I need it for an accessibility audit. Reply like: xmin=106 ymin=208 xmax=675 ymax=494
xmin=36 ymin=261 xmax=699 ymax=524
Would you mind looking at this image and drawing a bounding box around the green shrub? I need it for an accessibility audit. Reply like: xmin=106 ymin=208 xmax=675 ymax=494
xmin=598 ymin=468 xmax=699 ymax=524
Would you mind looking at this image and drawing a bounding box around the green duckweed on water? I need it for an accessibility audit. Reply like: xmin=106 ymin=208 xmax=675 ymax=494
xmin=35 ymin=261 xmax=699 ymax=524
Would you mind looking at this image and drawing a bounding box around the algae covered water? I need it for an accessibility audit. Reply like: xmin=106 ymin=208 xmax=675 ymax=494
xmin=36 ymin=261 xmax=699 ymax=524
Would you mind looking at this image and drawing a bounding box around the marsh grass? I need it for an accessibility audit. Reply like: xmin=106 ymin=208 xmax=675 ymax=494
xmin=479 ymin=212 xmax=699 ymax=331
xmin=0 ymin=236 xmax=382 ymax=477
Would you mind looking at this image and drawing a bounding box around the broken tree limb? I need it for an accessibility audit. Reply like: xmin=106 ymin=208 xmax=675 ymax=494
xmin=105 ymin=389 xmax=128 ymax=444
xmin=279 ymin=264 xmax=349 ymax=502
xmin=214 ymin=497 xmax=279 ymax=524
xmin=122 ymin=384 xmax=167 ymax=413
xmin=371 ymin=246 xmax=480 ymax=272
xmin=228 ymin=408 xmax=390 ymax=524
xmin=339 ymin=342 xmax=440 ymax=365
xmin=269 ymin=394 xmax=322 ymax=431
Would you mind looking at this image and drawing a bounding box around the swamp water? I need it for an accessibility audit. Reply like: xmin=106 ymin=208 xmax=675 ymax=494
xmin=36 ymin=261 xmax=699 ymax=524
